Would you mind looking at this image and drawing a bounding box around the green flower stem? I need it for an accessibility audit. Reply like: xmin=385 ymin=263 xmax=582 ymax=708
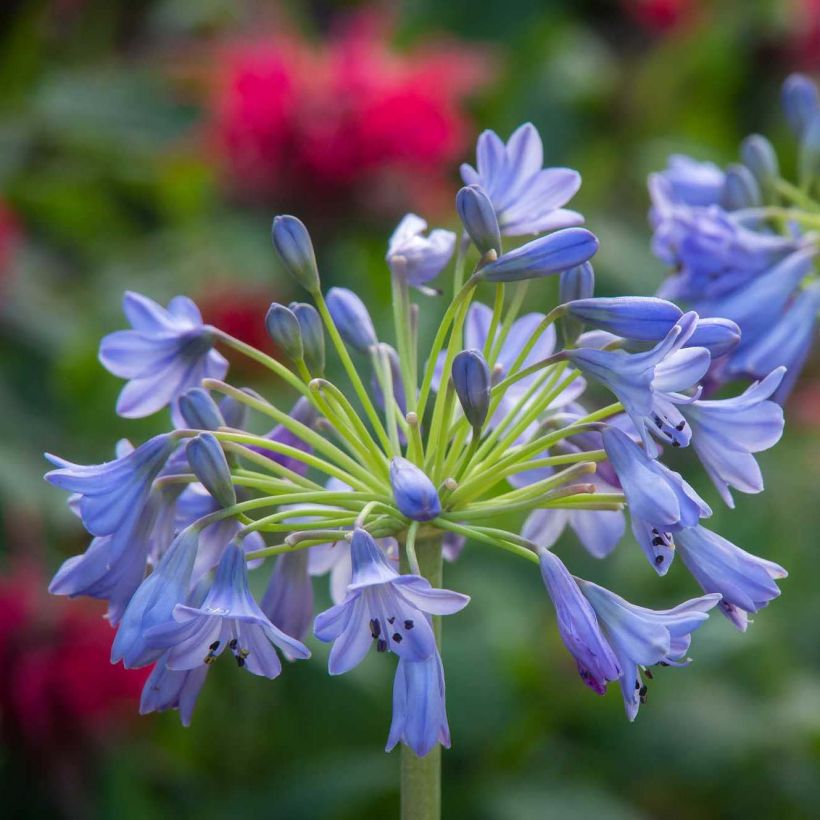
xmin=371 ymin=347 xmax=402 ymax=455
xmin=440 ymin=424 xmax=470 ymax=479
xmin=447 ymin=486 xmax=596 ymax=520
xmin=734 ymin=205 xmax=820 ymax=230
xmin=488 ymin=281 xmax=529 ymax=365
xmin=483 ymin=283 xmax=505 ymax=359
xmin=774 ymin=178 xmax=820 ymax=212
xmin=428 ymin=383 xmax=457 ymax=482
xmin=406 ymin=412 xmax=425 ymax=465
xmin=500 ymin=306 xmax=565 ymax=379
xmin=451 ymin=230 xmax=469 ymax=291
xmin=399 ymin=533 xmax=444 ymax=820
xmin=432 ymin=519 xmax=540 ymax=565
xmin=313 ymin=289 xmax=394 ymax=454
xmin=491 ymin=448 xmax=607 ymax=483
xmin=223 ymin=445 xmax=323 ymax=491
xmin=404 ymin=521 xmax=421 ymax=575
xmin=392 ymin=274 xmax=418 ymax=413
xmin=190 ymin=495 xmax=286 ymax=532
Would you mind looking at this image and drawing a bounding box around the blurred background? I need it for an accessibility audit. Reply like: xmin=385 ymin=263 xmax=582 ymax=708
xmin=2 ymin=0 xmax=820 ymax=817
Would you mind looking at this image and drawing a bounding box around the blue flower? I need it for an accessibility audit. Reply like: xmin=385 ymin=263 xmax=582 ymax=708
xmin=451 ymin=349 xmax=491 ymax=432
xmin=386 ymin=649 xmax=451 ymax=757
xmin=651 ymin=155 xmax=725 ymax=208
xmin=538 ymin=548 xmax=621 ymax=694
xmin=675 ymin=525 xmax=787 ymax=631
xmin=390 ymin=458 xmax=441 ymax=522
xmin=260 ymin=550 xmax=314 ymax=654
xmin=602 ymin=426 xmax=711 ymax=575
xmin=578 ymin=579 xmax=720 ymax=720
xmin=146 ymin=544 xmax=310 ymax=677
xmin=313 ymin=529 xmax=469 ymax=675
xmin=386 ymin=214 xmax=455 ymax=291
xmin=46 ymin=433 xmax=176 ymax=537
xmin=680 ymin=367 xmax=786 ymax=506
xmin=461 ymin=123 xmax=583 ymax=236
xmin=98 ymin=292 xmax=228 ymax=418
xmin=111 ymin=527 xmax=199 ymax=668
xmin=139 ymin=651 xmax=208 ymax=727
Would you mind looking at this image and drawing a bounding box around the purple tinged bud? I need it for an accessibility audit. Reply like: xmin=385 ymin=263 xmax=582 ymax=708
xmin=265 ymin=303 xmax=303 ymax=361
xmin=185 ymin=433 xmax=236 ymax=509
xmin=782 ymin=73 xmax=819 ymax=137
xmin=451 ymin=349 xmax=491 ymax=431
xmin=740 ymin=134 xmax=779 ymax=191
xmin=178 ymin=388 xmax=225 ymax=431
xmin=271 ymin=215 xmax=320 ymax=293
xmin=559 ymin=262 xmax=595 ymax=304
xmin=456 ymin=184 xmax=502 ymax=255
xmin=565 ymin=297 xmax=683 ymax=341
xmin=289 ymin=302 xmax=325 ymax=375
xmin=390 ymin=457 xmax=441 ymax=522
xmin=686 ymin=318 xmax=740 ymax=358
xmin=720 ymin=164 xmax=761 ymax=210
xmin=326 ymin=287 xmax=378 ymax=353
xmin=219 ymin=393 xmax=249 ymax=429
xmin=479 ymin=227 xmax=598 ymax=282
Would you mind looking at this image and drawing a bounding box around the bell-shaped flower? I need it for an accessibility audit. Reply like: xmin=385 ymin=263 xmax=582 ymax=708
xmin=578 ymin=579 xmax=720 ymax=720
xmin=680 ymin=367 xmax=785 ymax=506
xmin=386 ymin=648 xmax=451 ymax=758
xmin=45 ymin=433 xmax=176 ymax=537
xmin=602 ymin=426 xmax=711 ymax=575
xmin=111 ymin=527 xmax=199 ymax=668
xmin=313 ymin=529 xmax=469 ymax=675
xmin=675 ymin=525 xmax=787 ymax=631
xmin=390 ymin=457 xmax=441 ymax=522
xmin=140 ymin=651 xmax=208 ymax=727
xmin=98 ymin=291 xmax=228 ymax=418
xmin=538 ymin=548 xmax=621 ymax=694
xmin=260 ymin=550 xmax=314 ymax=655
xmin=461 ymin=123 xmax=583 ymax=236
xmin=386 ymin=214 xmax=455 ymax=291
xmin=146 ymin=544 xmax=310 ymax=677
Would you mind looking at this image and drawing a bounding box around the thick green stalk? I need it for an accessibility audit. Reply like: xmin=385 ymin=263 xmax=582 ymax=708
xmin=400 ymin=535 xmax=444 ymax=820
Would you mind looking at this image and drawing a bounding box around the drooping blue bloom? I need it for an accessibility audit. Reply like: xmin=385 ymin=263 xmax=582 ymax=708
xmin=260 ymin=550 xmax=314 ymax=654
xmin=140 ymin=651 xmax=208 ymax=727
xmin=451 ymin=349 xmax=491 ymax=431
xmin=680 ymin=367 xmax=785 ymax=506
xmin=478 ymin=228 xmax=598 ymax=283
xmin=46 ymin=433 xmax=175 ymax=537
xmin=390 ymin=458 xmax=441 ymax=522
xmin=271 ymin=215 xmax=320 ymax=293
xmin=313 ymin=529 xmax=469 ymax=675
xmin=386 ymin=214 xmax=456 ymax=291
xmin=98 ymin=292 xmax=228 ymax=418
xmin=111 ymin=527 xmax=199 ymax=668
xmin=290 ymin=301 xmax=325 ymax=375
xmin=563 ymin=297 xmax=683 ymax=341
xmin=537 ymin=548 xmax=621 ymax=694
xmin=578 ymin=579 xmax=720 ymax=720
xmin=602 ymin=426 xmax=711 ymax=575
xmin=185 ymin=433 xmax=236 ymax=509
xmin=265 ymin=303 xmax=304 ymax=361
xmin=460 ymin=123 xmax=583 ymax=236
xmin=326 ymin=287 xmax=378 ymax=353
xmin=455 ymin=184 xmax=502 ymax=255
xmin=675 ymin=525 xmax=787 ymax=631
xmin=386 ymin=648 xmax=451 ymax=757
xmin=146 ymin=544 xmax=310 ymax=677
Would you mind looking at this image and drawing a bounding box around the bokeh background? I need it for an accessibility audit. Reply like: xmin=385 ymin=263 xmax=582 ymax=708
xmin=2 ymin=1 xmax=820 ymax=817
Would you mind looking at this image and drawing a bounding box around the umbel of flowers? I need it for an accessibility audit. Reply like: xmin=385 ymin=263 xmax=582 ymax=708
xmin=650 ymin=72 xmax=820 ymax=402
xmin=47 ymin=124 xmax=786 ymax=814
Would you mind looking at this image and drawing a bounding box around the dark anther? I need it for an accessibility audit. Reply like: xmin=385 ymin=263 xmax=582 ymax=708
xmin=404 ymin=619 xmax=414 ymax=630
xmin=209 ymin=640 xmax=220 ymax=651
xmin=639 ymin=685 xmax=648 ymax=697
xmin=653 ymin=415 xmax=664 ymax=429
xmin=654 ymin=555 xmax=664 ymax=565
xmin=392 ymin=633 xmax=402 ymax=643
xmin=369 ymin=618 xmax=381 ymax=639
xmin=387 ymin=616 xmax=396 ymax=625
xmin=651 ymin=528 xmax=659 ymax=535
xmin=377 ymin=639 xmax=387 ymax=653
xmin=644 ymin=668 xmax=654 ymax=680
xmin=659 ymin=661 xmax=670 ymax=667
xmin=652 ymin=536 xmax=665 ymax=547
xmin=635 ymin=679 xmax=641 ymax=690
xmin=229 ymin=638 xmax=238 ymax=650
xmin=236 ymin=656 xmax=246 ymax=668
xmin=675 ymin=421 xmax=686 ymax=431
xmin=672 ymin=440 xmax=681 ymax=447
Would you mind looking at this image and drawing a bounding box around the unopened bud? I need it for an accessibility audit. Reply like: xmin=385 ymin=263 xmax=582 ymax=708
xmin=451 ymin=349 xmax=491 ymax=432
xmin=265 ymin=303 xmax=304 ymax=362
xmin=186 ymin=433 xmax=236 ymax=509
xmin=271 ymin=215 xmax=320 ymax=293
xmin=326 ymin=287 xmax=378 ymax=353
xmin=178 ymin=388 xmax=225 ymax=431
xmin=290 ymin=302 xmax=325 ymax=375
xmin=456 ymin=184 xmax=502 ymax=256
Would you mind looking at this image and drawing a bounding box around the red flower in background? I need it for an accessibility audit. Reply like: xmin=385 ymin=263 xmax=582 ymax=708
xmin=0 ymin=200 xmax=21 ymax=285
xmin=208 ymin=13 xmax=490 ymax=218
xmin=787 ymin=0 xmax=820 ymax=70
xmin=621 ymin=0 xmax=698 ymax=33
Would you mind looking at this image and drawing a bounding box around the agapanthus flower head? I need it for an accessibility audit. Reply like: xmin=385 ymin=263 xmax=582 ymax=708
xmin=98 ymin=292 xmax=228 ymax=418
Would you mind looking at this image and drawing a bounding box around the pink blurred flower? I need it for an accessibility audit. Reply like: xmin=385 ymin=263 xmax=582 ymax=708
xmin=208 ymin=13 xmax=491 ymax=216
xmin=621 ymin=0 xmax=699 ymax=33
xmin=786 ymin=0 xmax=820 ymax=70
xmin=0 ymin=200 xmax=21 ymax=284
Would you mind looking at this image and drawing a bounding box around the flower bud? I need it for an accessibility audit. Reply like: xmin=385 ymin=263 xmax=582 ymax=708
xmin=720 ymin=164 xmax=761 ymax=210
xmin=178 ymin=388 xmax=226 ymax=431
xmin=219 ymin=393 xmax=249 ymax=429
xmin=271 ymin=215 xmax=320 ymax=293
xmin=451 ymin=349 xmax=490 ymax=432
xmin=564 ymin=297 xmax=682 ymax=341
xmin=740 ymin=134 xmax=779 ymax=193
xmin=782 ymin=73 xmax=819 ymax=137
xmin=389 ymin=457 xmax=441 ymax=522
xmin=559 ymin=262 xmax=595 ymax=304
xmin=290 ymin=302 xmax=325 ymax=375
xmin=479 ymin=228 xmax=598 ymax=283
xmin=685 ymin=318 xmax=741 ymax=358
xmin=326 ymin=287 xmax=378 ymax=353
xmin=798 ymin=110 xmax=820 ymax=188
xmin=456 ymin=184 xmax=502 ymax=256
xmin=186 ymin=433 xmax=236 ymax=509
xmin=265 ymin=303 xmax=304 ymax=362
